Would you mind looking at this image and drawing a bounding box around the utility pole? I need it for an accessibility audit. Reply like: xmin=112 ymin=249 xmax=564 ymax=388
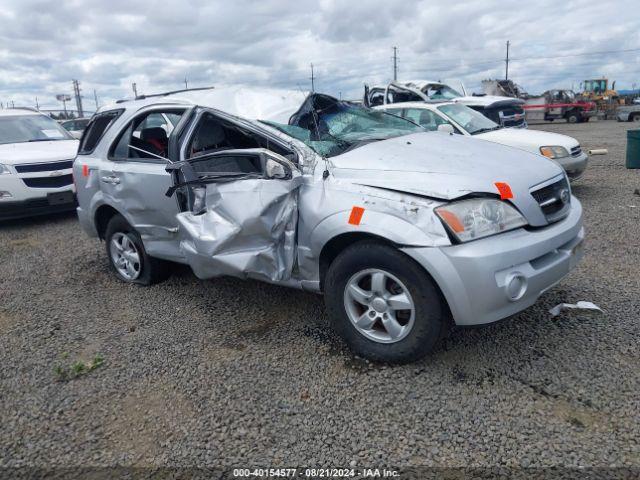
xmin=184 ymin=77 xmax=188 ymax=89
xmin=310 ymin=63 xmax=315 ymax=92
xmin=132 ymin=82 xmax=138 ymax=98
xmin=72 ymin=80 xmax=84 ymax=117
xmin=35 ymin=97 xmax=39 ymax=110
xmin=94 ymin=89 xmax=99 ymax=110
xmin=505 ymin=40 xmax=510 ymax=81
xmin=392 ymin=46 xmax=398 ymax=81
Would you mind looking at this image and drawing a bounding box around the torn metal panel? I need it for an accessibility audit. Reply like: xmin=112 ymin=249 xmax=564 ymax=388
xmin=176 ymin=174 xmax=302 ymax=282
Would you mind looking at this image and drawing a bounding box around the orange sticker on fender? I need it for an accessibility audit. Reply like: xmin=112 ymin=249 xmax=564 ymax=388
xmin=494 ymin=182 xmax=513 ymax=200
xmin=348 ymin=206 xmax=365 ymax=225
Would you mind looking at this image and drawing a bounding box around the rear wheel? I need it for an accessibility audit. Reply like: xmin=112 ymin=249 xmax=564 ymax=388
xmin=324 ymin=241 xmax=449 ymax=364
xmin=105 ymin=214 xmax=170 ymax=285
xmin=632 ymin=114 xmax=640 ymax=123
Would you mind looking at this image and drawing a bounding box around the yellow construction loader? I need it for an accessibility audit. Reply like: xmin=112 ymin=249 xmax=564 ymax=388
xmin=581 ymin=78 xmax=622 ymax=118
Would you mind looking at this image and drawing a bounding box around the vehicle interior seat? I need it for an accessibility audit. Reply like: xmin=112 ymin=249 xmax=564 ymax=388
xmin=191 ymin=155 xmax=261 ymax=175
xmin=140 ymin=127 xmax=168 ymax=156
xmin=191 ymin=119 xmax=231 ymax=156
xmin=418 ymin=111 xmax=437 ymax=130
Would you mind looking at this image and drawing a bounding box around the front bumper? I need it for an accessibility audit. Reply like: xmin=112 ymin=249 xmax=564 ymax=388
xmin=556 ymin=152 xmax=588 ymax=181
xmin=0 ymin=170 xmax=75 ymax=220
xmin=402 ymin=197 xmax=584 ymax=326
xmin=0 ymin=193 xmax=77 ymax=220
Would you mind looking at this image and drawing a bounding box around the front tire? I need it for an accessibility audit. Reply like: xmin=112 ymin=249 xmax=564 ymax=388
xmin=105 ymin=214 xmax=170 ymax=285
xmin=324 ymin=241 xmax=449 ymax=364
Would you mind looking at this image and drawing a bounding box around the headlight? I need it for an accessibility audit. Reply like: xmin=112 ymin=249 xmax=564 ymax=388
xmin=0 ymin=163 xmax=12 ymax=175
xmin=435 ymin=198 xmax=527 ymax=243
xmin=540 ymin=146 xmax=569 ymax=159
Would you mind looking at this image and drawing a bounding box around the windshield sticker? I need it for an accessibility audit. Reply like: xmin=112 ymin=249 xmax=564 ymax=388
xmin=42 ymin=129 xmax=65 ymax=139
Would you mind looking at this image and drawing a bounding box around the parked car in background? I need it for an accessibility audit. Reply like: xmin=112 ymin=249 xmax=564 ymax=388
xmin=364 ymin=81 xmax=527 ymax=128
xmin=60 ymin=117 xmax=91 ymax=139
xmin=617 ymin=104 xmax=640 ymax=122
xmin=74 ymin=87 xmax=584 ymax=363
xmin=376 ymin=101 xmax=589 ymax=181
xmin=0 ymin=108 xmax=79 ymax=220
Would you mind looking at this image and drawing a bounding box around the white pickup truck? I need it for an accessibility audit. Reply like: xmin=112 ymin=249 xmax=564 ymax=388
xmin=365 ymin=80 xmax=527 ymax=128
xmin=376 ymin=101 xmax=588 ymax=181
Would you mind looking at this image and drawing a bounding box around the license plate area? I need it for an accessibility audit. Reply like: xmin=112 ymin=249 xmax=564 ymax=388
xmin=47 ymin=191 xmax=75 ymax=206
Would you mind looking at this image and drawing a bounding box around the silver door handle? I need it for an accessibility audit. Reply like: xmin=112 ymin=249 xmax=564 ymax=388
xmin=101 ymin=176 xmax=120 ymax=184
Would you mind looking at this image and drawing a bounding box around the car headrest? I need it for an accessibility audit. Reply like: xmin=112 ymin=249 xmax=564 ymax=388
xmin=140 ymin=127 xmax=167 ymax=142
xmin=193 ymin=120 xmax=226 ymax=150
xmin=419 ymin=111 xmax=434 ymax=126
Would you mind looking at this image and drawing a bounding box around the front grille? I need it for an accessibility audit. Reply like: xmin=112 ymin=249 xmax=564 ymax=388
xmin=14 ymin=160 xmax=74 ymax=173
xmin=531 ymin=177 xmax=571 ymax=223
xmin=498 ymin=107 xmax=526 ymax=127
xmin=22 ymin=174 xmax=73 ymax=189
xmin=570 ymin=146 xmax=582 ymax=157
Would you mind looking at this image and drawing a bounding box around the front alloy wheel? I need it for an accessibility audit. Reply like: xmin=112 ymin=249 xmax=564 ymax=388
xmin=324 ymin=241 xmax=449 ymax=364
xmin=344 ymin=269 xmax=415 ymax=343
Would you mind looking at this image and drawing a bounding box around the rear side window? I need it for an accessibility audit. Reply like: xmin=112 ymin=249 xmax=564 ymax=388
xmin=78 ymin=110 xmax=123 ymax=155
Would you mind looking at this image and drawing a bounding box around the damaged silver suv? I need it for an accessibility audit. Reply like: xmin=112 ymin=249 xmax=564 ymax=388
xmin=74 ymin=87 xmax=584 ymax=363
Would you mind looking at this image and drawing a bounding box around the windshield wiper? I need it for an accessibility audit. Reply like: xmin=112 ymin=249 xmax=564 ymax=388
xmin=28 ymin=138 xmax=63 ymax=142
xmin=472 ymin=126 xmax=501 ymax=134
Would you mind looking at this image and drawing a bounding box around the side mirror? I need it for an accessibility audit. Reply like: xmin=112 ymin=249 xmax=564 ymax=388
xmin=437 ymin=124 xmax=455 ymax=134
xmin=265 ymin=158 xmax=288 ymax=179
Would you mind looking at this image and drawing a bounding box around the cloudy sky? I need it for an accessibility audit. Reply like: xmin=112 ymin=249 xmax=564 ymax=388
xmin=0 ymin=0 xmax=638 ymax=113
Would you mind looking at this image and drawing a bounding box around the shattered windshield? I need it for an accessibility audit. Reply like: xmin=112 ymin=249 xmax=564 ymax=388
xmin=437 ymin=103 xmax=500 ymax=135
xmin=422 ymin=84 xmax=462 ymax=100
xmin=264 ymin=95 xmax=424 ymax=157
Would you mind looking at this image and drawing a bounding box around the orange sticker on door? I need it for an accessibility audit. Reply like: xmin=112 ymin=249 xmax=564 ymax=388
xmin=348 ymin=206 xmax=365 ymax=225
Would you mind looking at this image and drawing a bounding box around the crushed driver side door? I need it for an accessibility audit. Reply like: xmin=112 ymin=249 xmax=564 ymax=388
xmin=166 ymin=149 xmax=302 ymax=282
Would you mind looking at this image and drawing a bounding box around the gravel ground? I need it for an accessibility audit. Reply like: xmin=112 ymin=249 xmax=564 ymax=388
xmin=1 ymin=120 xmax=639 ymax=473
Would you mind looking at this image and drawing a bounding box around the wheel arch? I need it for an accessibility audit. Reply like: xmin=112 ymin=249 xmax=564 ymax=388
xmin=318 ymin=232 xmax=397 ymax=291
xmin=94 ymin=204 xmax=124 ymax=240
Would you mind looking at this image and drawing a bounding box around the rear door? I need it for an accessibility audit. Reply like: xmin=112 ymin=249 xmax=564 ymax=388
xmin=167 ymin=111 xmax=302 ymax=282
xmin=100 ymin=106 xmax=191 ymax=261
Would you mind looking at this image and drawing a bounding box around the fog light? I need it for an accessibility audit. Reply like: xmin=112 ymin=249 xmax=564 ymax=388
xmin=0 ymin=191 xmax=12 ymax=199
xmin=506 ymin=273 xmax=527 ymax=301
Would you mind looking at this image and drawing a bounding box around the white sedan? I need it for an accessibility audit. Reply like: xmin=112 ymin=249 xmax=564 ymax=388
xmin=376 ymin=101 xmax=588 ymax=181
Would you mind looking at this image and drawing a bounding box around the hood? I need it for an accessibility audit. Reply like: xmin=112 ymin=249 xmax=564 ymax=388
xmin=0 ymin=140 xmax=79 ymax=165
xmin=455 ymin=95 xmax=525 ymax=108
xmin=477 ymin=128 xmax=580 ymax=155
xmin=330 ymin=131 xmax=564 ymax=227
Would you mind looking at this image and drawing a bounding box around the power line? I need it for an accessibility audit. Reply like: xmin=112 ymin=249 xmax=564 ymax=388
xmin=72 ymin=79 xmax=84 ymax=117
xmin=505 ymin=40 xmax=510 ymax=81
xmin=511 ymin=47 xmax=640 ymax=62
xmin=309 ymin=63 xmax=315 ymax=92
xmin=392 ymin=46 xmax=398 ymax=81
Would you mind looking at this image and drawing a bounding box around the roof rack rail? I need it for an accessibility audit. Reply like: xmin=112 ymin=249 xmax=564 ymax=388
xmin=135 ymin=86 xmax=215 ymax=101
xmin=114 ymin=86 xmax=215 ymax=104
xmin=7 ymin=106 xmax=40 ymax=112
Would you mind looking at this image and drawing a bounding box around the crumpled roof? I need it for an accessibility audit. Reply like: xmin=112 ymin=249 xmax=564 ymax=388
xmin=167 ymin=86 xmax=309 ymax=124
